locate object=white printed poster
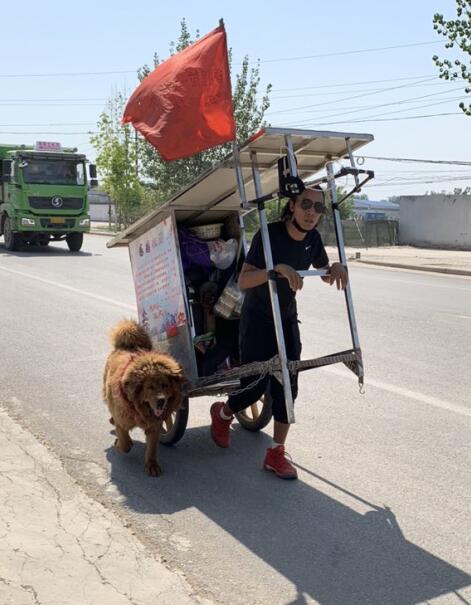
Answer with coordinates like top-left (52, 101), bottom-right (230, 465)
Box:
top-left (129, 217), bottom-right (187, 342)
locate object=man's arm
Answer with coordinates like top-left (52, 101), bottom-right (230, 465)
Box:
top-left (239, 263), bottom-right (303, 292)
top-left (238, 262), bottom-right (269, 290)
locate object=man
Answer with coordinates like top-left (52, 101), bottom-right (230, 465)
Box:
top-left (210, 185), bottom-right (348, 479)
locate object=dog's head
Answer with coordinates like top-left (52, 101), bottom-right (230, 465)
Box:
top-left (122, 353), bottom-right (185, 421)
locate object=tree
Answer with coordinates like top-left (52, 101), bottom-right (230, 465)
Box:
top-left (90, 93), bottom-right (143, 228)
top-left (433, 0), bottom-right (471, 115)
top-left (136, 18), bottom-right (272, 202)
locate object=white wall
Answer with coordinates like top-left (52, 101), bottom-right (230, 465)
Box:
top-left (398, 195), bottom-right (471, 250)
top-left (89, 202), bottom-right (116, 222)
top-left (88, 190), bottom-right (116, 222)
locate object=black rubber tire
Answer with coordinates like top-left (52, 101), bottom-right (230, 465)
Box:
top-left (66, 232), bottom-right (83, 252)
top-left (235, 391), bottom-right (273, 432)
top-left (3, 217), bottom-right (22, 251)
top-left (160, 397), bottom-right (189, 446)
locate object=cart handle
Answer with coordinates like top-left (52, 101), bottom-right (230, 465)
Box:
top-left (267, 268), bottom-right (330, 281)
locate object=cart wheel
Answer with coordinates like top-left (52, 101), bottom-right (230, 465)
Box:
top-left (235, 392), bottom-right (273, 432)
top-left (160, 397), bottom-right (189, 446)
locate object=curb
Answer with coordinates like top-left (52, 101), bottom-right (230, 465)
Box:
top-left (89, 230), bottom-right (117, 237)
top-left (89, 232), bottom-right (471, 277)
top-left (356, 259), bottom-right (471, 277)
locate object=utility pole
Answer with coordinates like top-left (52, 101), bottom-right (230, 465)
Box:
top-left (135, 130), bottom-right (138, 179)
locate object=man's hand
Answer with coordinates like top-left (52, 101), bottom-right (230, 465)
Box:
top-left (274, 264), bottom-right (303, 292)
top-left (322, 262), bottom-right (348, 290)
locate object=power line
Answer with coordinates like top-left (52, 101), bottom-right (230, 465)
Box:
top-left (266, 77), bottom-right (437, 115)
top-left (0, 103), bottom-right (104, 107)
top-left (355, 156), bottom-right (471, 167)
top-left (269, 74), bottom-right (438, 93)
top-left (0, 98), bottom-right (107, 102)
top-left (0, 123), bottom-right (95, 127)
top-left (376, 169), bottom-right (471, 174)
top-left (0, 69), bottom-right (136, 79)
top-left (0, 131), bottom-right (95, 135)
top-left (266, 80), bottom-right (456, 100)
top-left (308, 111), bottom-right (462, 126)
top-left (364, 175), bottom-right (471, 187)
top-left (276, 86), bottom-right (464, 123)
top-left (258, 40), bottom-right (440, 64)
top-left (0, 41), bottom-right (441, 78)
top-left (286, 94), bottom-right (465, 127)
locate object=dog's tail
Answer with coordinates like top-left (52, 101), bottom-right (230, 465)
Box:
top-left (110, 319), bottom-right (152, 352)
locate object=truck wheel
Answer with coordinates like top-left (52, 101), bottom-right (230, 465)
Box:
top-left (3, 217), bottom-right (22, 251)
top-left (160, 398), bottom-right (189, 446)
top-left (66, 232), bottom-right (83, 252)
top-left (235, 392), bottom-right (273, 431)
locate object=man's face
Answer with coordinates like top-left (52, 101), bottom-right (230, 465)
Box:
top-left (289, 189), bottom-right (325, 230)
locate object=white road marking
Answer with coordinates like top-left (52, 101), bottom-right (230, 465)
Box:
top-left (351, 266), bottom-right (471, 291)
top-left (322, 365), bottom-right (471, 419)
top-left (0, 265), bottom-right (135, 311)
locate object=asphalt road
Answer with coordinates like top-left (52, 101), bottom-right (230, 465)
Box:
top-left (1, 234), bottom-right (470, 605)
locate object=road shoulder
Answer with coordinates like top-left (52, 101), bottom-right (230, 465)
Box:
top-left (0, 407), bottom-right (204, 605)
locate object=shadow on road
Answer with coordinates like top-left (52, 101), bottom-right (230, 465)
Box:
top-left (0, 242), bottom-right (95, 257)
top-left (105, 424), bottom-right (471, 605)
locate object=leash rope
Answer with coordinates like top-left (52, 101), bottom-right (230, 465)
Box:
top-left (185, 349), bottom-right (362, 396)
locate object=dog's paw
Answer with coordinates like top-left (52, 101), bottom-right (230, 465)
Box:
top-left (114, 437), bottom-right (133, 453)
top-left (145, 460), bottom-right (162, 477)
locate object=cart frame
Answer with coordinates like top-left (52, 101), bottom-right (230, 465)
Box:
top-left (108, 127), bottom-right (374, 442)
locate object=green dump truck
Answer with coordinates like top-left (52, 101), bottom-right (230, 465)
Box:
top-left (0, 141), bottom-right (97, 252)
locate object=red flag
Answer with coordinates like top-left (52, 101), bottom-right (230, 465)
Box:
top-left (122, 24), bottom-right (236, 161)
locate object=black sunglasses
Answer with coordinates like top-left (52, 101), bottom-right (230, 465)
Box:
top-left (299, 199), bottom-right (326, 213)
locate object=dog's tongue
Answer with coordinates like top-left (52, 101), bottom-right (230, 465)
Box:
top-left (153, 408), bottom-right (164, 418)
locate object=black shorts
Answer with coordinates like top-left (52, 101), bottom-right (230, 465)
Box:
top-left (227, 312), bottom-right (301, 424)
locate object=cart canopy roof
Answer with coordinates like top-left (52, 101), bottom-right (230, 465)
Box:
top-left (107, 127), bottom-right (373, 247)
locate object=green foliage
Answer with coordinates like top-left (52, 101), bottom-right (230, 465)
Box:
top-left (90, 93), bottom-right (143, 228)
top-left (325, 187), bottom-right (354, 219)
top-left (137, 18), bottom-right (272, 201)
top-left (432, 0), bottom-right (471, 115)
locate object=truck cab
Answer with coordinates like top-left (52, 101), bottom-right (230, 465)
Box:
top-left (0, 142), bottom-right (97, 252)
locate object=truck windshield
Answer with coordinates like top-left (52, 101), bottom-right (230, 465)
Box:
top-left (22, 160), bottom-right (85, 185)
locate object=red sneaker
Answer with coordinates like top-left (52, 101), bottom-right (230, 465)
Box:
top-left (263, 445), bottom-right (298, 480)
top-left (210, 402), bottom-right (233, 448)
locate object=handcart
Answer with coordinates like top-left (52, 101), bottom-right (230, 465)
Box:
top-left (107, 127), bottom-right (374, 445)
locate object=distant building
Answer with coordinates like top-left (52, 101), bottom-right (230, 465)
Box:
top-left (353, 199), bottom-right (399, 221)
top-left (88, 190), bottom-right (116, 222)
top-left (397, 194), bottom-right (471, 250)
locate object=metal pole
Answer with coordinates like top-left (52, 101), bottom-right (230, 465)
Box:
top-left (250, 150), bottom-right (295, 423)
top-left (326, 161), bottom-right (363, 374)
top-left (232, 141), bottom-right (249, 255)
top-left (345, 137), bottom-right (360, 188)
top-left (285, 134), bottom-right (298, 177)
top-left (345, 137), bottom-right (367, 249)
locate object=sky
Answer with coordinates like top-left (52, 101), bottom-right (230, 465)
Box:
top-left (2, 0), bottom-right (470, 200)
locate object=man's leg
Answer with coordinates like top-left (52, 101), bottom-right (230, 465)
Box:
top-left (273, 419), bottom-right (290, 445)
top-left (263, 319), bottom-right (301, 479)
top-left (210, 374), bottom-right (269, 448)
top-left (211, 313), bottom-right (275, 448)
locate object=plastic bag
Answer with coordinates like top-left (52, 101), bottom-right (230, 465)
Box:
top-left (178, 228), bottom-right (211, 273)
top-left (207, 238), bottom-right (238, 270)
top-left (214, 274), bottom-right (244, 319)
